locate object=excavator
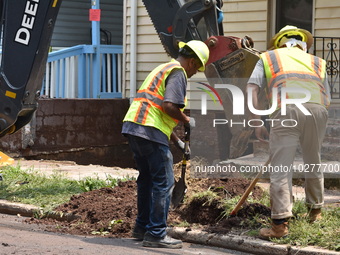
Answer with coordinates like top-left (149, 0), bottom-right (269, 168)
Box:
top-left (0, 0), bottom-right (62, 165)
top-left (0, 0), bottom-right (263, 165)
top-left (142, 0), bottom-right (265, 159)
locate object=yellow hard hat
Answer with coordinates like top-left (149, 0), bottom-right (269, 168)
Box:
top-left (268, 25), bottom-right (313, 50)
top-left (178, 40), bottom-right (210, 71)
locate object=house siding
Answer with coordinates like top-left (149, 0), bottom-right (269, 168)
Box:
top-left (123, 0), bottom-right (268, 109)
top-left (123, 0), bottom-right (170, 98)
top-left (51, 0), bottom-right (123, 48)
top-left (123, 0), bottom-right (340, 104)
top-left (314, 0), bottom-right (340, 37)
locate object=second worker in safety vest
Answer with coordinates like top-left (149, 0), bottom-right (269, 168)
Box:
top-left (247, 25), bottom-right (331, 240)
top-left (122, 40), bottom-right (209, 249)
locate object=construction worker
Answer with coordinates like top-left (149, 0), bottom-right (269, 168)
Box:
top-left (246, 25), bottom-right (331, 239)
top-left (122, 40), bottom-right (209, 248)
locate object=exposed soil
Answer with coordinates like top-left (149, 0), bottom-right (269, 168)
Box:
top-left (26, 160), bottom-right (270, 238)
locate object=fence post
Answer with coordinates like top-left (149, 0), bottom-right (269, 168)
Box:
top-left (91, 0), bottom-right (101, 98)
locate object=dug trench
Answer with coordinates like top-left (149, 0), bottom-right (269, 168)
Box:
top-left (26, 160), bottom-right (271, 238)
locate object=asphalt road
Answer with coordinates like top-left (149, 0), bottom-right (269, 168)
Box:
top-left (0, 214), bottom-right (253, 255)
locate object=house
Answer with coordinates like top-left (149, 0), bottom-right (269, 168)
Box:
top-left (0, 0), bottom-right (338, 165)
top-left (122, 0), bottom-right (340, 161)
top-left (123, 0), bottom-right (340, 105)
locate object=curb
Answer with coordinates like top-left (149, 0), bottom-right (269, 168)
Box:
top-left (0, 199), bottom-right (39, 217)
top-left (0, 200), bottom-right (80, 222)
top-left (1, 201), bottom-right (338, 254)
top-left (167, 227), bottom-right (340, 255)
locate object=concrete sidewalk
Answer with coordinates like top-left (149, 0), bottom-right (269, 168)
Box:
top-left (14, 159), bottom-right (139, 180)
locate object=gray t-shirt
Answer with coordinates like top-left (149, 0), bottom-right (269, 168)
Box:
top-left (122, 69), bottom-right (187, 146)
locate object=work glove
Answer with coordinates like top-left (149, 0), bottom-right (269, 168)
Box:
top-left (175, 139), bottom-right (190, 158)
top-left (184, 117), bottom-right (195, 129)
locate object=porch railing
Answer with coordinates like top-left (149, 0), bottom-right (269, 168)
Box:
top-left (313, 36), bottom-right (340, 99)
top-left (43, 44), bottom-right (123, 99)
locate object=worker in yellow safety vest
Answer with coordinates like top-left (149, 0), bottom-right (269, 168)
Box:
top-left (122, 40), bottom-right (209, 248)
top-left (247, 25), bottom-right (331, 240)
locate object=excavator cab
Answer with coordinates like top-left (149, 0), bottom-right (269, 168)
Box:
top-left (0, 0), bottom-right (62, 137)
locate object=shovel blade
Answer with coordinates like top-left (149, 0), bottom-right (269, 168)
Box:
top-left (171, 178), bottom-right (187, 209)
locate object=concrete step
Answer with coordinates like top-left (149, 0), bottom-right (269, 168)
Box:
top-left (323, 136), bottom-right (340, 144)
top-left (251, 136), bottom-right (339, 162)
top-left (219, 154), bottom-right (340, 190)
top-left (325, 123), bottom-right (340, 138)
top-left (328, 107), bottom-right (340, 120)
top-left (321, 143), bottom-right (340, 161)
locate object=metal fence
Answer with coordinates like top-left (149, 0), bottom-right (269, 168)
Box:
top-left (43, 44), bottom-right (123, 99)
top-left (313, 36), bottom-right (340, 99)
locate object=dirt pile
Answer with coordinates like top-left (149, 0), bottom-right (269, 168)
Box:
top-left (27, 161), bottom-right (270, 238)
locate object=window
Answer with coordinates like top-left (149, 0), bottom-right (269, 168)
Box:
top-left (275, 0), bottom-right (313, 32)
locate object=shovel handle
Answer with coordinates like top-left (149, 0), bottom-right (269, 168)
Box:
top-left (230, 157), bottom-right (270, 216)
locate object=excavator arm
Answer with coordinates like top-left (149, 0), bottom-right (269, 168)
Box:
top-left (0, 0), bottom-right (62, 137)
top-left (143, 0), bottom-right (265, 159)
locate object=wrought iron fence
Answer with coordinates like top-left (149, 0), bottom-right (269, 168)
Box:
top-left (313, 36), bottom-right (340, 99)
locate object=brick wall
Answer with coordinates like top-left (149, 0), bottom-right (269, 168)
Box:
top-left (0, 98), bottom-right (134, 167)
top-left (0, 99), bottom-right (249, 167)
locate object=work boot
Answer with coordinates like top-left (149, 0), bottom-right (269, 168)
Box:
top-left (303, 208), bottom-right (322, 223)
top-left (143, 232), bottom-right (183, 249)
top-left (132, 225), bottom-right (146, 240)
top-left (259, 222), bottom-right (289, 240)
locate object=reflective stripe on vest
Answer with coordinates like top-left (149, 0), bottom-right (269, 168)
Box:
top-left (261, 48), bottom-right (329, 108)
top-left (134, 62), bottom-right (181, 124)
top-left (123, 60), bottom-right (186, 139)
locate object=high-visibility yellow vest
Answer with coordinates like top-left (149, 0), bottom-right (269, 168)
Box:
top-left (261, 47), bottom-right (330, 109)
top-left (123, 59), bottom-right (187, 139)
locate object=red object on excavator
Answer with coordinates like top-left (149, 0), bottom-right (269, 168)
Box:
top-left (205, 36), bottom-right (243, 66)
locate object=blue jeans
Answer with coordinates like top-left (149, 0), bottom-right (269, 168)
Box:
top-left (127, 135), bottom-right (174, 237)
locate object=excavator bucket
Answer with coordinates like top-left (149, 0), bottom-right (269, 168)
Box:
top-left (204, 36), bottom-right (266, 158)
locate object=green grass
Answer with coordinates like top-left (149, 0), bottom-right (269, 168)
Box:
top-left (232, 196), bottom-right (340, 251)
top-left (190, 186), bottom-right (339, 251)
top-left (0, 164), bottom-right (338, 251)
top-left (0, 164), bottom-right (134, 212)
top-left (271, 201), bottom-right (340, 251)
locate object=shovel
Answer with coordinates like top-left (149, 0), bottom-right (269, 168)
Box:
top-left (171, 126), bottom-right (190, 209)
top-left (230, 157), bottom-right (270, 216)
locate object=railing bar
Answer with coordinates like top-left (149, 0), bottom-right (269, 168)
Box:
top-left (45, 62), bottom-right (50, 97)
top-left (78, 54), bottom-right (85, 98)
top-left (101, 54), bottom-right (107, 93)
top-left (65, 58), bottom-right (69, 98)
top-left (87, 54), bottom-right (92, 98)
top-left (55, 61), bottom-right (59, 98)
top-left (112, 54), bottom-right (117, 93)
top-left (70, 56), bottom-right (75, 98)
top-left (107, 54), bottom-right (112, 93)
top-left (118, 54), bottom-right (122, 93)
top-left (50, 62), bottom-right (54, 98)
top-left (61, 58), bottom-right (66, 98)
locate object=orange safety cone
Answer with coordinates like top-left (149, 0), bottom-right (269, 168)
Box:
top-left (0, 151), bottom-right (14, 167)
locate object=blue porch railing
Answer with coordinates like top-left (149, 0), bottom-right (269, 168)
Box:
top-left (42, 44), bottom-right (123, 99)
